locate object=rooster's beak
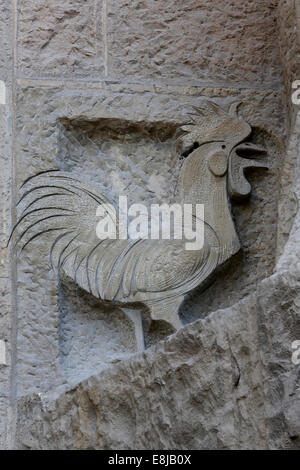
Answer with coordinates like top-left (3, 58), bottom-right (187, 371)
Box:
top-left (228, 142), bottom-right (268, 200)
top-left (235, 142), bottom-right (267, 163)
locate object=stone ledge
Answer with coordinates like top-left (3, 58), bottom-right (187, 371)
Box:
top-left (16, 269), bottom-right (300, 450)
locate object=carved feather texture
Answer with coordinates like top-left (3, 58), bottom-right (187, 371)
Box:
top-left (11, 170), bottom-right (220, 306)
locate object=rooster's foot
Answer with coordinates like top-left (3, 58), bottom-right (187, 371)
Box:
top-left (147, 296), bottom-right (184, 333)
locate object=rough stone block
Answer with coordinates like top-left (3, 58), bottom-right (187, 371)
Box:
top-left (15, 270), bottom-right (300, 449)
top-left (107, 0), bottom-right (283, 87)
top-left (0, 278), bottom-right (10, 321)
top-left (0, 398), bottom-right (8, 449)
top-left (0, 1), bottom-right (12, 84)
top-left (18, 0), bottom-right (104, 78)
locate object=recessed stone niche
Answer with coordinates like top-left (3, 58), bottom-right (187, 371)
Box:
top-left (55, 117), bottom-right (183, 375)
top-left (54, 116), bottom-right (283, 373)
top-left (58, 276), bottom-right (136, 385)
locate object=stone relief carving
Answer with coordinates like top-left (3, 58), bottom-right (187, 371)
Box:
top-left (10, 101), bottom-right (268, 350)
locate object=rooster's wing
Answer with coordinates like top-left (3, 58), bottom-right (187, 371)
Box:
top-left (11, 171), bottom-right (219, 303)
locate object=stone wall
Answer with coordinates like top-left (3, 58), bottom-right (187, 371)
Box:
top-left (0, 0), bottom-right (299, 449)
top-left (0, 0), bottom-right (14, 451)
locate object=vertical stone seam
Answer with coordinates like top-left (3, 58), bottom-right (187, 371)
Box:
top-left (0, 99), bottom-right (9, 448)
top-left (7, 0), bottom-right (19, 450)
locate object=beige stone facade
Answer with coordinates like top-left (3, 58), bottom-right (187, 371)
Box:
top-left (0, 0), bottom-right (299, 449)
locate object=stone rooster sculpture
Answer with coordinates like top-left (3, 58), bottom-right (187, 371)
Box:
top-left (10, 101), bottom-right (268, 350)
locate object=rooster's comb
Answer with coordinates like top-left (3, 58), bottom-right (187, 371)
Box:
top-left (178, 101), bottom-right (252, 150)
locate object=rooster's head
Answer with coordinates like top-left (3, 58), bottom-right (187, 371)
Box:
top-left (178, 101), bottom-right (268, 200)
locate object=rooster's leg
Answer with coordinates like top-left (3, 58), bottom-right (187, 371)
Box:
top-left (147, 296), bottom-right (184, 332)
top-left (122, 308), bottom-right (145, 352)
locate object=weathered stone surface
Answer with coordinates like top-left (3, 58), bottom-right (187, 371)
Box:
top-left (276, 0), bottom-right (300, 258)
top-left (0, 397), bottom-right (8, 449)
top-left (16, 268), bottom-right (300, 450)
top-left (0, 104), bottom-right (11, 279)
top-left (277, 112), bottom-right (300, 260)
top-left (277, 0), bottom-right (300, 126)
top-left (13, 82), bottom-right (284, 396)
top-left (0, 0), bottom-right (12, 84)
top-left (0, 0), bottom-right (13, 450)
top-left (277, 112), bottom-right (300, 269)
top-left (1, 0), bottom-right (300, 451)
top-left (0, 278), bottom-right (11, 323)
top-left (18, 0), bottom-right (104, 78)
top-left (107, 0), bottom-right (283, 88)
top-left (14, 98), bottom-right (300, 450)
